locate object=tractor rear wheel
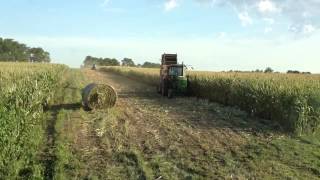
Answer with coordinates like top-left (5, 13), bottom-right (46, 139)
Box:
top-left (156, 85), bottom-right (161, 94)
top-left (161, 81), bottom-right (168, 96)
top-left (168, 89), bottom-right (173, 99)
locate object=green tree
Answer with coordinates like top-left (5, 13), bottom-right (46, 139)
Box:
top-left (121, 58), bottom-right (135, 67)
top-left (287, 70), bottom-right (300, 74)
top-left (0, 37), bottom-right (50, 62)
top-left (29, 48), bottom-right (51, 62)
top-left (264, 67), bottom-right (274, 73)
top-left (83, 56), bottom-right (120, 67)
top-left (142, 61), bottom-right (160, 68)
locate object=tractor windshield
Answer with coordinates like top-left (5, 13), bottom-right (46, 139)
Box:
top-left (169, 66), bottom-right (183, 76)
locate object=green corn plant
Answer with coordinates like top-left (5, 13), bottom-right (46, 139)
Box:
top-left (0, 62), bottom-right (68, 178)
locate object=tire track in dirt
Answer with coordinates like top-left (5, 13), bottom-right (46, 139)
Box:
top-left (42, 103), bottom-right (82, 179)
top-left (82, 69), bottom-right (253, 159)
top-left (81, 69), bottom-right (296, 179)
top-left (42, 107), bottom-right (58, 180)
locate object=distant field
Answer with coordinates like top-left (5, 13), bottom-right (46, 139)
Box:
top-left (100, 66), bottom-right (320, 135)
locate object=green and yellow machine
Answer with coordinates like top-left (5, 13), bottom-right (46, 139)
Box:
top-left (157, 54), bottom-right (188, 98)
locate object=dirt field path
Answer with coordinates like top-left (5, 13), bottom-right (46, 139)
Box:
top-left (84, 69), bottom-right (250, 148)
top-left (76, 69), bottom-right (270, 178)
top-left (52, 69), bottom-right (319, 179)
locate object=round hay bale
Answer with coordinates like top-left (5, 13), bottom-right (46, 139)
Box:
top-left (82, 83), bottom-right (117, 110)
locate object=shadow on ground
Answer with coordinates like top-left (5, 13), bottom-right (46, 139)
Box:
top-left (49, 103), bottom-right (82, 111)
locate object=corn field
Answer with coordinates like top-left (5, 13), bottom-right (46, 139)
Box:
top-left (0, 62), bottom-right (68, 178)
top-left (101, 66), bottom-right (320, 135)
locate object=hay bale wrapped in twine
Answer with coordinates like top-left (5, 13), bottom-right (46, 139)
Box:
top-left (82, 83), bottom-right (117, 110)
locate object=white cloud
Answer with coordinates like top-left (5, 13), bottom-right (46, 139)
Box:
top-left (257, 0), bottom-right (278, 13)
top-left (101, 0), bottom-right (110, 7)
top-left (288, 25), bottom-right (299, 33)
top-left (196, 0), bottom-right (320, 35)
top-left (264, 27), bottom-right (273, 33)
top-left (288, 24), bottom-right (317, 35)
top-left (100, 0), bottom-right (125, 13)
top-left (303, 24), bottom-right (316, 34)
top-left (263, 18), bottom-right (274, 25)
top-left (238, 12), bottom-right (253, 27)
top-left (165, 0), bottom-right (178, 11)
top-left (302, 11), bottom-right (312, 18)
top-left (217, 32), bottom-right (227, 38)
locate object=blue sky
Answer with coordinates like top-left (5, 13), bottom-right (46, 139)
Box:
top-left (1, 0), bottom-right (319, 72)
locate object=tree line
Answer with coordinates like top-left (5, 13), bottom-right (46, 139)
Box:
top-left (286, 70), bottom-right (311, 74)
top-left (83, 56), bottom-right (160, 68)
top-left (0, 38), bottom-right (51, 62)
top-left (226, 67), bottom-right (311, 74)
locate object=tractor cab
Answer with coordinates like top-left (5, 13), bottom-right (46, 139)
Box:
top-left (157, 54), bottom-right (188, 98)
top-left (91, 64), bottom-right (97, 70)
top-left (168, 65), bottom-right (184, 77)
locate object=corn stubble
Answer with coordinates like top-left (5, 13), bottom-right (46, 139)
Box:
top-left (101, 66), bottom-right (320, 135)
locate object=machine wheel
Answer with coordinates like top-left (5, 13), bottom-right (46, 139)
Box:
top-left (161, 81), bottom-right (168, 96)
top-left (156, 85), bottom-right (161, 94)
top-left (167, 89), bottom-right (173, 99)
